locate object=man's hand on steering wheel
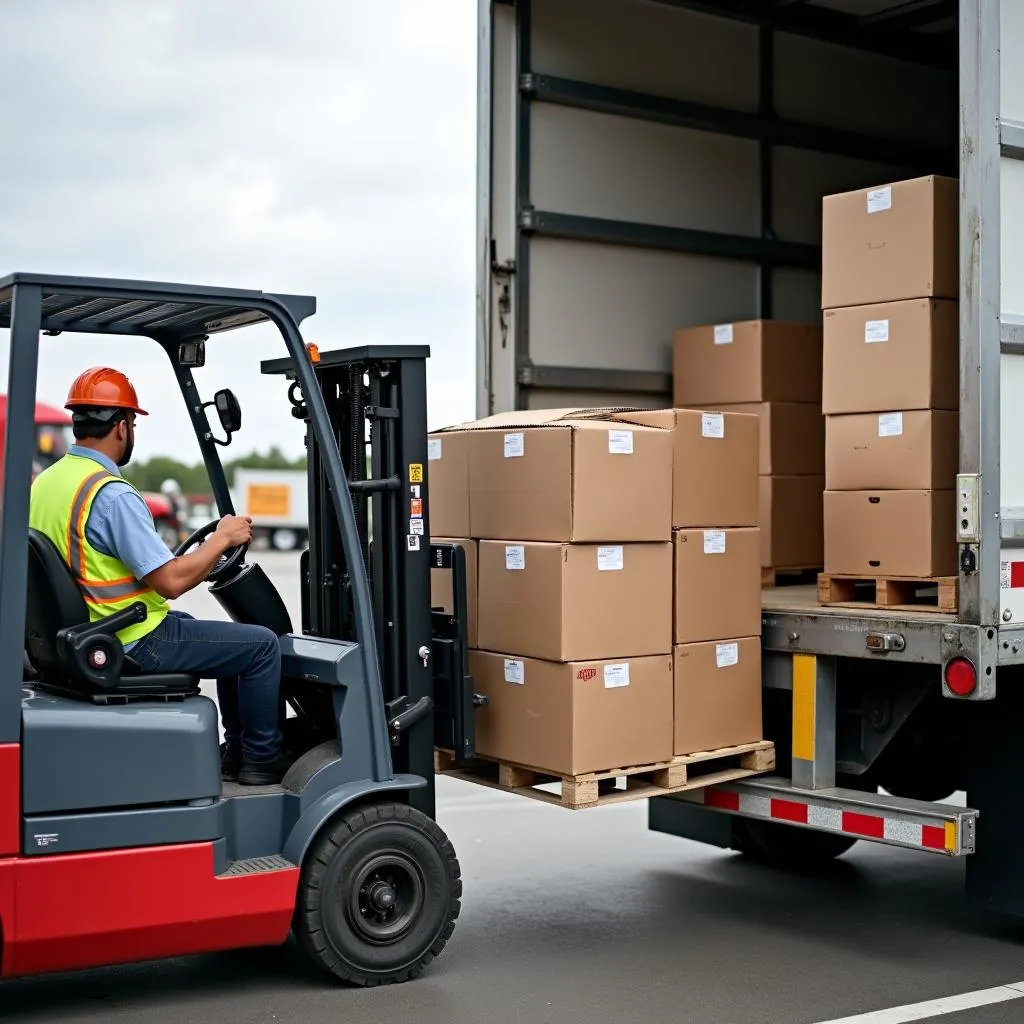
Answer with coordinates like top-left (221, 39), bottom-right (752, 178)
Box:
top-left (173, 514), bottom-right (252, 584)
top-left (216, 514), bottom-right (253, 547)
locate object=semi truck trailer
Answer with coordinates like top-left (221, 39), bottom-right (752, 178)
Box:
top-left (474, 0), bottom-right (1024, 912)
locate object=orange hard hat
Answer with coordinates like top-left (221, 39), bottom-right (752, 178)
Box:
top-left (64, 367), bottom-right (148, 416)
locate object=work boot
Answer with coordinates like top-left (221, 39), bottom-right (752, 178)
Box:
top-left (221, 742), bottom-right (242, 782)
top-left (238, 750), bottom-right (296, 787)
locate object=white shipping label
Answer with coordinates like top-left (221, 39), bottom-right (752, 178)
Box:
top-left (713, 323), bottom-right (734, 345)
top-left (701, 412), bottom-right (725, 439)
top-left (597, 545), bottom-right (624, 571)
top-left (409, 518), bottom-right (425, 536)
top-left (607, 429), bottom-right (634, 455)
top-left (866, 186), bottom-right (892, 214)
top-left (505, 545), bottom-right (526, 570)
top-left (703, 530), bottom-right (726, 555)
top-left (878, 412), bottom-right (904, 438)
top-left (504, 659), bottom-right (525, 684)
top-left (1002, 561), bottom-right (1011, 589)
top-left (503, 432), bottom-right (525, 458)
top-left (864, 319), bottom-right (890, 343)
top-left (427, 438), bottom-right (442, 461)
top-left (716, 642), bottom-right (739, 669)
top-left (604, 664), bottom-right (631, 689)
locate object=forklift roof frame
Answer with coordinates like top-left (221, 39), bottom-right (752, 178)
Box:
top-left (0, 273), bottom-right (386, 761)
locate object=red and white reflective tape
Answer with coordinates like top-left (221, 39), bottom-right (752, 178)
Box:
top-left (678, 784), bottom-right (970, 855)
top-left (1001, 560), bottom-right (1024, 589)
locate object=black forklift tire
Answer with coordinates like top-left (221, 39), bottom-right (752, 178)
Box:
top-left (293, 801), bottom-right (462, 986)
top-left (734, 817), bottom-right (857, 865)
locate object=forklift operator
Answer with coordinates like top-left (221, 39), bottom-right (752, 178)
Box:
top-left (28, 367), bottom-right (293, 786)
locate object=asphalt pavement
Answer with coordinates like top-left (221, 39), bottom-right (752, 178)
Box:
top-left (6, 552), bottom-right (1024, 1024)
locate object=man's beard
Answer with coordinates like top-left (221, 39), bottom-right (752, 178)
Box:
top-left (117, 437), bottom-right (134, 467)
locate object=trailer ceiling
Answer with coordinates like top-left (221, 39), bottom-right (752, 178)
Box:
top-left (652, 0), bottom-right (957, 67)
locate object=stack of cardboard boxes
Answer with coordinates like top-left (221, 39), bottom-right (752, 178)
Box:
top-left (672, 321), bottom-right (826, 580)
top-left (820, 175), bottom-right (959, 579)
top-left (607, 408), bottom-right (763, 758)
top-left (428, 406), bottom-right (764, 777)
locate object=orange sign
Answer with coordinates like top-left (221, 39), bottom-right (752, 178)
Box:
top-left (247, 483), bottom-right (291, 518)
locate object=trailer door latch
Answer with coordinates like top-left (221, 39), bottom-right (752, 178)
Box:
top-left (865, 632), bottom-right (905, 653)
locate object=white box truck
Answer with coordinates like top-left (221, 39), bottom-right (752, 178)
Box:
top-left (231, 468), bottom-right (308, 551)
top-left (474, 0), bottom-right (1024, 912)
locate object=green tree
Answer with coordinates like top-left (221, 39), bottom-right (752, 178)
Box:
top-left (125, 450), bottom-right (307, 495)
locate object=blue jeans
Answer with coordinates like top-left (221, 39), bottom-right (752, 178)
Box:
top-left (131, 610), bottom-right (283, 762)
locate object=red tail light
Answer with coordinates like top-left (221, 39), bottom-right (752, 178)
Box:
top-left (945, 656), bottom-right (977, 697)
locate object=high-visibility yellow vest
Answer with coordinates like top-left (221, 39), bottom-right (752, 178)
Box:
top-left (28, 453), bottom-right (169, 645)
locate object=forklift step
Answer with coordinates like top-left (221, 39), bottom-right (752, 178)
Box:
top-left (219, 855), bottom-right (296, 877)
top-left (435, 741), bottom-right (775, 810)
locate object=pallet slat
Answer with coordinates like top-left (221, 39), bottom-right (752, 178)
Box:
top-left (817, 573), bottom-right (957, 613)
top-left (436, 740), bottom-right (775, 810)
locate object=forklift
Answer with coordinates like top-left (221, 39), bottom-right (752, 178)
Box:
top-left (0, 273), bottom-right (478, 985)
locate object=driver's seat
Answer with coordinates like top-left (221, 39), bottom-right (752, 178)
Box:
top-left (25, 529), bottom-right (199, 704)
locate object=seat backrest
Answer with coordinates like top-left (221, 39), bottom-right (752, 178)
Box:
top-left (25, 528), bottom-right (90, 678)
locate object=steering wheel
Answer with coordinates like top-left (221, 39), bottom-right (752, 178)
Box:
top-left (174, 519), bottom-right (248, 583)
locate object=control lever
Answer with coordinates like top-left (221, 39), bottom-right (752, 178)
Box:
top-left (386, 695), bottom-right (433, 745)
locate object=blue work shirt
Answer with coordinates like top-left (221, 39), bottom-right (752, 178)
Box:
top-left (70, 444), bottom-right (174, 588)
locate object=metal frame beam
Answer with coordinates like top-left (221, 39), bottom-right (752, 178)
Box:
top-left (520, 209), bottom-right (820, 270)
top-left (513, 0), bottom-right (532, 411)
top-left (521, 74), bottom-right (953, 174)
top-left (0, 284), bottom-right (42, 743)
top-left (516, 364), bottom-right (671, 396)
top-left (958, 0), bottom-right (1002, 648)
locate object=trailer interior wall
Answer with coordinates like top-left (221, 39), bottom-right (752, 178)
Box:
top-left (480, 0), bottom-right (958, 414)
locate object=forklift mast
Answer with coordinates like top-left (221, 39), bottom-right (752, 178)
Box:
top-left (262, 346), bottom-right (475, 814)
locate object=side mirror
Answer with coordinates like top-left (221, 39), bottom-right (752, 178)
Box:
top-left (214, 388), bottom-right (242, 435)
top-left (201, 388), bottom-right (241, 446)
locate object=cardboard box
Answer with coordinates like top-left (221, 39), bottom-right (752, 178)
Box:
top-left (674, 528), bottom-right (761, 644)
top-left (673, 320), bottom-right (822, 406)
top-left (477, 540), bottom-right (672, 662)
top-left (430, 537), bottom-right (478, 648)
top-left (427, 431), bottom-right (471, 537)
top-left (823, 490), bottom-right (957, 577)
top-left (471, 651), bottom-right (674, 776)
top-left (715, 402), bottom-right (824, 476)
top-left (673, 637), bottom-right (762, 756)
top-left (760, 476), bottom-right (825, 569)
top-left (821, 174), bottom-right (958, 309)
top-left (825, 411), bottom-right (958, 491)
top-left (822, 299), bottom-right (957, 414)
top-left (466, 413), bottom-right (673, 542)
top-left (612, 409), bottom-right (759, 528)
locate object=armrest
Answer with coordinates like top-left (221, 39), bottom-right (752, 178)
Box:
top-left (56, 602), bottom-right (146, 690)
top-left (61, 601), bottom-right (146, 645)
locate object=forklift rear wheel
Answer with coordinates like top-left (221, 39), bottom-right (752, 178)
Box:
top-left (294, 801), bottom-right (462, 986)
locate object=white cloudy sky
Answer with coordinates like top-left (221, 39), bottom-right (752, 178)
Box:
top-left (0, 0), bottom-right (479, 463)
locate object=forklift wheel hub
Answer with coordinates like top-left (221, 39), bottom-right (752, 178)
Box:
top-left (350, 852), bottom-right (424, 945)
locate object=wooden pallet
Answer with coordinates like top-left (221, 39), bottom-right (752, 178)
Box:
top-left (817, 573), bottom-right (958, 613)
top-left (762, 566), bottom-right (820, 588)
top-left (435, 740), bottom-right (775, 810)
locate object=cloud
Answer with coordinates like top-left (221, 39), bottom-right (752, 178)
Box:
top-left (0, 0), bottom-right (479, 464)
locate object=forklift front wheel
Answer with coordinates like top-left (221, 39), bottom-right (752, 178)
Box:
top-left (293, 801), bottom-right (462, 986)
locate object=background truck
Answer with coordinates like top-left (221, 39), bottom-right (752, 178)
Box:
top-left (231, 467), bottom-right (309, 551)
top-left (475, 0), bottom-right (1024, 911)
